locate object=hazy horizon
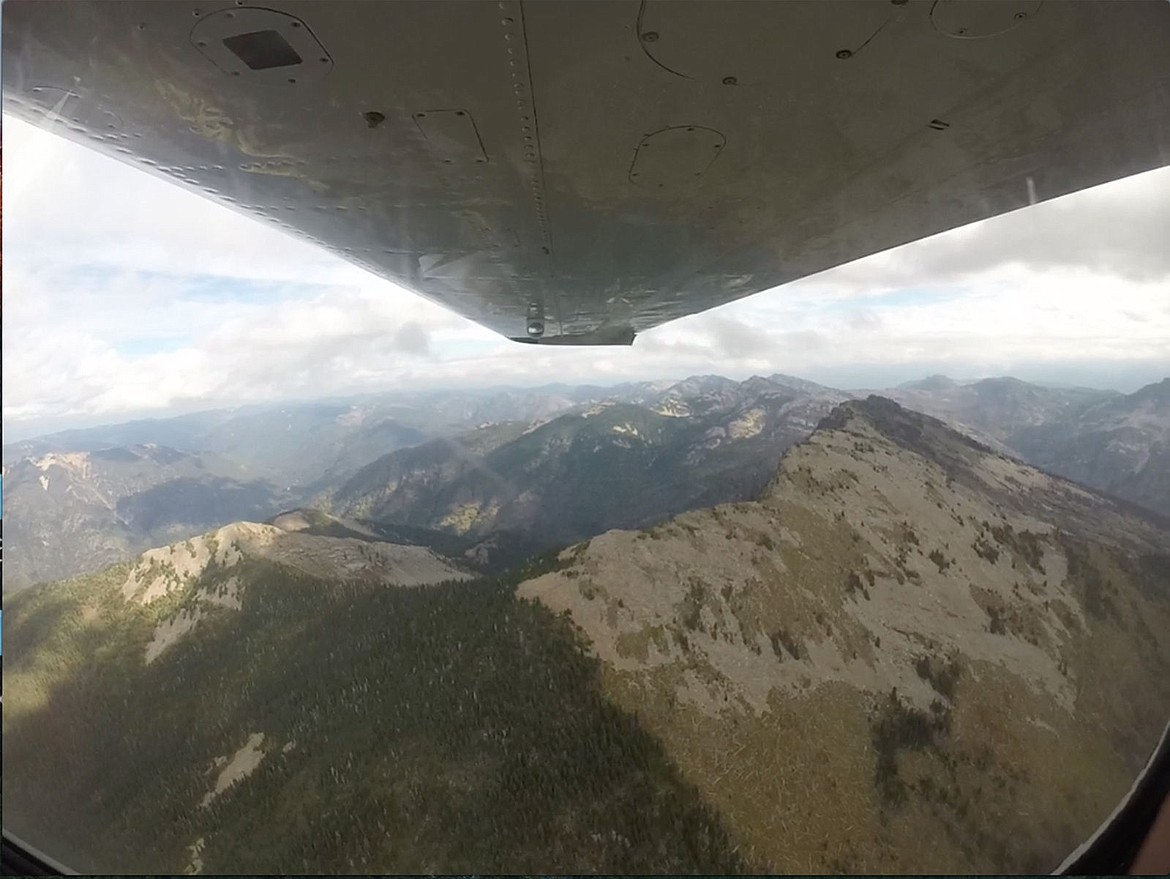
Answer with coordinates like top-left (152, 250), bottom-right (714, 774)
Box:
top-left (5, 366), bottom-right (1166, 446)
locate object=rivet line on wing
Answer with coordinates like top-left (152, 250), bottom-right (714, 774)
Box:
top-left (499, 1), bottom-right (552, 258)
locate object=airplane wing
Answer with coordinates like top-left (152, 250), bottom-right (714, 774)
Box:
top-left (3, 0), bottom-right (1168, 344)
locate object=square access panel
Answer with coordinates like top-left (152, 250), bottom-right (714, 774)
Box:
top-left (191, 6), bottom-right (332, 84)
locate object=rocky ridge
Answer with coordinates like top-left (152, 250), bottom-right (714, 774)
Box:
top-left (517, 397), bottom-right (1170, 872)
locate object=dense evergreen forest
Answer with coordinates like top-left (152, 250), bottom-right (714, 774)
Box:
top-left (3, 554), bottom-right (745, 874)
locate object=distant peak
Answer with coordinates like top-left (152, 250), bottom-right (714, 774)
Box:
top-left (898, 374), bottom-right (955, 391)
top-left (670, 374), bottom-right (737, 391)
top-left (974, 376), bottom-right (1026, 384)
top-left (972, 376), bottom-right (1034, 391)
top-left (1131, 376), bottom-right (1170, 401)
top-left (766, 373), bottom-right (832, 394)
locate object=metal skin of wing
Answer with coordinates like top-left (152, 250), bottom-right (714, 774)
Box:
top-left (3, 1), bottom-right (1169, 344)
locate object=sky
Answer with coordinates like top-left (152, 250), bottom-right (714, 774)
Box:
top-left (4, 112), bottom-right (1169, 440)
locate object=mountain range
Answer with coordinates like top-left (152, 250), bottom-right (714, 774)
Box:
top-left (1, 445), bottom-right (289, 593)
top-left (4, 373), bottom-right (1166, 593)
top-left (323, 376), bottom-right (846, 552)
top-left (5, 398), bottom-right (1167, 873)
top-left (882, 375), bottom-right (1170, 517)
top-left (326, 373), bottom-right (1169, 550)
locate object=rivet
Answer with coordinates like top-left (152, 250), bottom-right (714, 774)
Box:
top-left (722, 76), bottom-right (737, 85)
top-left (836, 49), bottom-right (852, 59)
top-left (641, 31), bottom-right (659, 42)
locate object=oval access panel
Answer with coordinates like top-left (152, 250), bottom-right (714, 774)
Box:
top-left (629, 125), bottom-right (726, 187)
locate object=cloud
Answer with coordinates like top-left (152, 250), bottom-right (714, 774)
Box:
top-left (845, 309), bottom-right (883, 331)
top-left (701, 316), bottom-right (777, 359)
top-left (787, 165), bottom-right (1170, 293)
top-left (3, 112), bottom-right (1169, 435)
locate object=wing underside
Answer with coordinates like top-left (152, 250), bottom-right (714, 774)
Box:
top-left (4, 0), bottom-right (1169, 343)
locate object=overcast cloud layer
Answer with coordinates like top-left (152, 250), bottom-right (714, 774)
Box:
top-left (4, 114), bottom-right (1169, 438)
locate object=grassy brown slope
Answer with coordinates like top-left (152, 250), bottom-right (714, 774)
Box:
top-left (519, 398), bottom-right (1170, 873)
